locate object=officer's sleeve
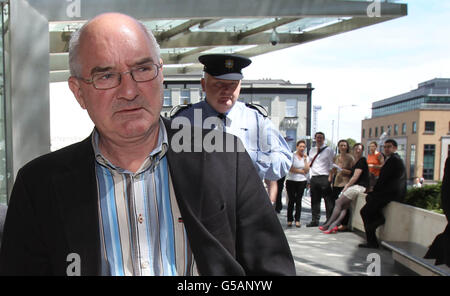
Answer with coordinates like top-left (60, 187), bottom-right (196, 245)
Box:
top-left (256, 117), bottom-right (293, 181)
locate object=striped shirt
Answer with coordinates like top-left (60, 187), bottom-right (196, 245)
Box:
top-left (92, 120), bottom-right (197, 276)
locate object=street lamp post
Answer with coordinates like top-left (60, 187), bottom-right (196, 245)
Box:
top-left (337, 104), bottom-right (357, 145)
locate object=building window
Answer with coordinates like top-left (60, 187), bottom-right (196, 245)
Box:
top-left (362, 129), bottom-right (365, 139)
top-left (412, 121), bottom-right (417, 134)
top-left (285, 99), bottom-right (297, 117)
top-left (163, 89), bottom-right (172, 106)
top-left (285, 129), bottom-right (297, 152)
top-left (402, 123), bottom-right (406, 135)
top-left (394, 124), bottom-right (398, 136)
top-left (180, 90), bottom-right (191, 104)
top-left (387, 125), bottom-right (391, 136)
top-left (423, 144), bottom-right (435, 180)
top-left (410, 144), bottom-right (416, 178)
top-left (397, 144), bottom-right (406, 162)
top-left (375, 127), bottom-right (378, 137)
top-left (368, 128), bottom-right (371, 138)
top-left (381, 126), bottom-right (384, 135)
top-left (424, 121), bottom-right (435, 133)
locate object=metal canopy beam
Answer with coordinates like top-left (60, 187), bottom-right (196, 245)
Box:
top-left (30, 0), bottom-right (407, 22)
top-left (44, 0), bottom-right (407, 82)
top-left (157, 19), bottom-right (207, 41)
top-left (49, 16), bottom-right (401, 74)
top-left (237, 17), bottom-right (301, 39)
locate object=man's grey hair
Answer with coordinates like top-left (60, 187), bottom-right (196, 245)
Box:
top-left (68, 20), bottom-right (161, 78)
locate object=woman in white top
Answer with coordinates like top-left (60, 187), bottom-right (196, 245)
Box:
top-left (286, 140), bottom-right (310, 227)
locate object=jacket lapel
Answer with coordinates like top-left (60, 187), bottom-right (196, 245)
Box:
top-left (163, 118), bottom-right (205, 218)
top-left (53, 137), bottom-right (101, 275)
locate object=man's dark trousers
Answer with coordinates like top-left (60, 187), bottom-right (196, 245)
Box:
top-left (275, 176), bottom-right (286, 213)
top-left (309, 175), bottom-right (331, 224)
top-left (360, 194), bottom-right (389, 246)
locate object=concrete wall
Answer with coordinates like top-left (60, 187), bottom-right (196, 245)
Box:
top-left (351, 194), bottom-right (447, 247)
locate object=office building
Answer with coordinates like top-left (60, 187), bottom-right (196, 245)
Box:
top-left (361, 78), bottom-right (450, 181)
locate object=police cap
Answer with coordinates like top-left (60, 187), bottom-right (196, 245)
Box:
top-left (198, 54), bottom-right (252, 81)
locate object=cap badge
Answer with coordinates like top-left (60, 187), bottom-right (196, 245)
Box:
top-left (224, 59), bottom-right (234, 69)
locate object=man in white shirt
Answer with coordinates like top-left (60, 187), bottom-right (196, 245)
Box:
top-left (307, 132), bottom-right (335, 227)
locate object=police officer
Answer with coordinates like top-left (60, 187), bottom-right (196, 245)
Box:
top-left (172, 54), bottom-right (292, 182)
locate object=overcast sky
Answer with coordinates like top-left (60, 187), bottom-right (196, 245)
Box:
top-left (243, 0), bottom-right (450, 144)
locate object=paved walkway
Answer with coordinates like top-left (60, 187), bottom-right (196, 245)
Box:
top-left (277, 191), bottom-right (407, 276)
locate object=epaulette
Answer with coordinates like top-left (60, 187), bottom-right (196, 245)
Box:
top-left (245, 102), bottom-right (268, 117)
top-left (169, 103), bottom-right (192, 118)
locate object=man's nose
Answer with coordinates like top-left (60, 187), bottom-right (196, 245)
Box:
top-left (117, 72), bottom-right (139, 100)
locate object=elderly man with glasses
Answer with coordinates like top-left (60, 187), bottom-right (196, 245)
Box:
top-left (0, 13), bottom-right (295, 276)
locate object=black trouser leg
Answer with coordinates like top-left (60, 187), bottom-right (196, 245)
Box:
top-left (294, 181), bottom-right (307, 222)
top-left (360, 194), bottom-right (389, 246)
top-left (275, 176), bottom-right (285, 213)
top-left (310, 176), bottom-right (330, 223)
top-left (286, 180), bottom-right (297, 222)
top-left (287, 180), bottom-right (308, 222)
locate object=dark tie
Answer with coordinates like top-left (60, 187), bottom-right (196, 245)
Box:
top-left (217, 113), bottom-right (227, 128)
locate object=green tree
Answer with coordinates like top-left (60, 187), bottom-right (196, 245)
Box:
top-left (346, 138), bottom-right (357, 149)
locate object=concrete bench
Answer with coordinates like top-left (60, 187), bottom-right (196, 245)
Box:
top-left (350, 193), bottom-right (449, 276)
top-left (381, 241), bottom-right (450, 276)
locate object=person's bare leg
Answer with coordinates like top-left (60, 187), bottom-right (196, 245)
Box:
top-left (264, 179), bottom-right (278, 203)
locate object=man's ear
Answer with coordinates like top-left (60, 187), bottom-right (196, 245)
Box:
top-left (201, 77), bottom-right (206, 92)
top-left (68, 77), bottom-right (87, 109)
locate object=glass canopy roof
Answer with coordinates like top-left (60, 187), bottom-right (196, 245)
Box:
top-left (46, 0), bottom-right (407, 81)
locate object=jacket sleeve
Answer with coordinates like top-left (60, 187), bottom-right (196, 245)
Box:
top-left (234, 147), bottom-right (296, 275)
top-left (0, 169), bottom-right (51, 275)
top-left (374, 155), bottom-right (406, 202)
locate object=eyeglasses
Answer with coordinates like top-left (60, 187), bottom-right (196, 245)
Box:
top-left (78, 63), bottom-right (162, 90)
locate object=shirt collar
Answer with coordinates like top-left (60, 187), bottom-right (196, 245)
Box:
top-left (203, 99), bottom-right (242, 127)
top-left (91, 118), bottom-right (169, 174)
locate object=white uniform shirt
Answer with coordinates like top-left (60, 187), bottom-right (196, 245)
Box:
top-left (308, 145), bottom-right (335, 177)
top-left (175, 100), bottom-right (292, 180)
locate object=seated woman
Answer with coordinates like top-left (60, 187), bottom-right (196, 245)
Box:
top-left (319, 143), bottom-right (369, 234)
top-left (327, 139), bottom-right (354, 230)
top-left (286, 140), bottom-right (310, 227)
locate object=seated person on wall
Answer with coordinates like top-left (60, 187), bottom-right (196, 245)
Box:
top-left (0, 13), bottom-right (295, 276)
top-left (319, 143), bottom-right (368, 234)
top-left (327, 139), bottom-right (354, 231)
top-left (424, 156), bottom-right (450, 266)
top-left (359, 139), bottom-right (406, 249)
